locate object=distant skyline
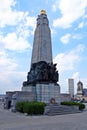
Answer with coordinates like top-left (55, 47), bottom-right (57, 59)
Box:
top-left (0, 0), bottom-right (87, 94)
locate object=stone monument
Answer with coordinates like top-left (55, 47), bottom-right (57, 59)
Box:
top-left (22, 10), bottom-right (60, 103)
top-left (4, 10), bottom-right (72, 110)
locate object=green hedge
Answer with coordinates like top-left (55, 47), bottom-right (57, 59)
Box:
top-left (16, 101), bottom-right (46, 115)
top-left (61, 101), bottom-right (85, 110)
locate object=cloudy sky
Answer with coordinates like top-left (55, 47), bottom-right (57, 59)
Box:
top-left (0, 0), bottom-right (87, 94)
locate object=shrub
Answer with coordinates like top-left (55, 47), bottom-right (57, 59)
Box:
top-left (77, 103), bottom-right (85, 110)
top-left (16, 102), bottom-right (24, 113)
top-left (16, 101), bottom-right (46, 115)
top-left (61, 101), bottom-right (85, 110)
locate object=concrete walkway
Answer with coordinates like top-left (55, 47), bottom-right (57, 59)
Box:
top-left (0, 102), bottom-right (87, 130)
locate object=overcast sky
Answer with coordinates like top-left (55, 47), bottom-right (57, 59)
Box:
top-left (0, 0), bottom-right (87, 94)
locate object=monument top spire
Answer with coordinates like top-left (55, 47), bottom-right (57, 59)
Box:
top-left (40, 10), bottom-right (46, 15)
top-left (31, 10), bottom-right (52, 64)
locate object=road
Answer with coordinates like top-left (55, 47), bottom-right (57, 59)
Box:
top-left (0, 102), bottom-right (87, 130)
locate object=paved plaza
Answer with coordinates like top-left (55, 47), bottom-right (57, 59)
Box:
top-left (0, 102), bottom-right (87, 130)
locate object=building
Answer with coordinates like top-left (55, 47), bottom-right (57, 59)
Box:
top-left (83, 89), bottom-right (87, 96)
top-left (68, 79), bottom-right (74, 98)
top-left (77, 81), bottom-right (83, 96)
top-left (76, 81), bottom-right (87, 101)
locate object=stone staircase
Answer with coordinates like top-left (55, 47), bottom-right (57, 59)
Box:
top-left (44, 104), bottom-right (81, 116)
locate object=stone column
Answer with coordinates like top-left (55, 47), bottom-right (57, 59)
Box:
top-left (31, 10), bottom-right (53, 64)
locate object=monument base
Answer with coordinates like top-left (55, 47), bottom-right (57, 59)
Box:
top-left (22, 83), bottom-right (60, 103)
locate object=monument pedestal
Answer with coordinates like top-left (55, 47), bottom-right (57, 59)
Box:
top-left (22, 83), bottom-right (60, 103)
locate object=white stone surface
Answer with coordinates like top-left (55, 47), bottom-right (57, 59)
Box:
top-left (36, 83), bottom-right (60, 103)
top-left (22, 83), bottom-right (61, 103)
top-left (22, 85), bottom-right (32, 92)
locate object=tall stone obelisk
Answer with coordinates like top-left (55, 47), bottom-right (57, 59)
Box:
top-left (31, 10), bottom-right (52, 64)
top-left (22, 10), bottom-right (60, 103)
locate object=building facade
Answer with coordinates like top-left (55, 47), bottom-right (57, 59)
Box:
top-left (68, 79), bottom-right (74, 98)
top-left (77, 81), bottom-right (83, 96)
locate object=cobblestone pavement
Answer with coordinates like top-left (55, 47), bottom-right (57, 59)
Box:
top-left (0, 102), bottom-right (87, 130)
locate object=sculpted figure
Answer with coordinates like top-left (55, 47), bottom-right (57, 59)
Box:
top-left (23, 61), bottom-right (58, 86)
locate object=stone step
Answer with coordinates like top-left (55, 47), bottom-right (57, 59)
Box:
top-left (44, 104), bottom-right (81, 116)
top-left (47, 111), bottom-right (81, 116)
